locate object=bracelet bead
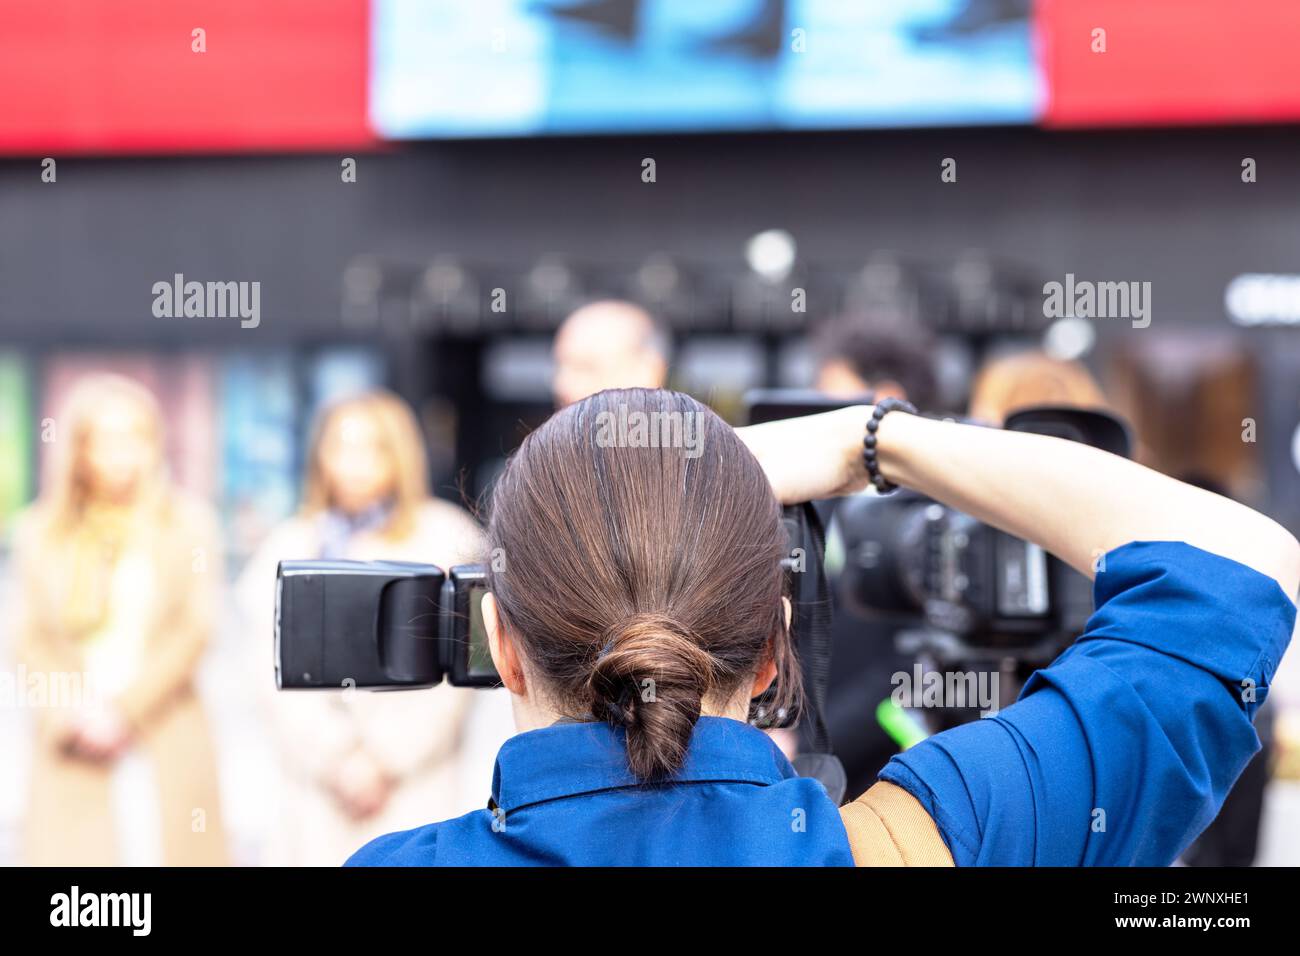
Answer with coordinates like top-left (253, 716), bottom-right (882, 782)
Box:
top-left (862, 398), bottom-right (917, 494)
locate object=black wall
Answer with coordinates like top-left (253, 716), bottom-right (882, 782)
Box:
top-left (3, 125), bottom-right (1299, 345)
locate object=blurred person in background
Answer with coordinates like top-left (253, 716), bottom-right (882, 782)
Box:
top-left (968, 349), bottom-right (1107, 425)
top-left (808, 315), bottom-right (940, 796)
top-left (236, 389), bottom-right (499, 866)
top-left (552, 299), bottom-right (669, 407)
top-left (10, 373), bottom-right (227, 865)
top-left (811, 313), bottom-right (937, 403)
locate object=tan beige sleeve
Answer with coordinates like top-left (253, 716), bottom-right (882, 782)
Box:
top-left (838, 781), bottom-right (955, 867)
top-left (115, 499), bottom-right (220, 731)
top-left (351, 684), bottom-right (474, 781)
top-left (9, 510), bottom-right (80, 678)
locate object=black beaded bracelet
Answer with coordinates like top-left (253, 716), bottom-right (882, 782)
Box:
top-left (863, 397), bottom-right (917, 494)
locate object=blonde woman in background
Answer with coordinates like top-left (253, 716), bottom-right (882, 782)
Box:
top-left (237, 390), bottom-right (509, 866)
top-left (968, 350), bottom-right (1108, 425)
top-left (10, 373), bottom-right (227, 865)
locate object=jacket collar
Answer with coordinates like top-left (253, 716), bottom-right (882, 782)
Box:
top-left (489, 716), bottom-right (797, 813)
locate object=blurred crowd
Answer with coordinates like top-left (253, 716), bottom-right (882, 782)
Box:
top-left (2, 301), bottom-right (1298, 866)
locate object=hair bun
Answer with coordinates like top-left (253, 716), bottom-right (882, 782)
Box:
top-left (587, 613), bottom-right (716, 781)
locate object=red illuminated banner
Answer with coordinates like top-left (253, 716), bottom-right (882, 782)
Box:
top-left (1038, 0), bottom-right (1300, 126)
top-left (0, 0), bottom-right (374, 153)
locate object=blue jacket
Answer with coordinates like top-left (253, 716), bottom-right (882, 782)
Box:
top-left (347, 715), bottom-right (853, 865)
top-left (349, 541), bottom-right (1294, 866)
top-left (881, 540), bottom-right (1295, 865)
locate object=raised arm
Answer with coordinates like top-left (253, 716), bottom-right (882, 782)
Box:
top-left (739, 405), bottom-right (1300, 599)
top-left (740, 405), bottom-right (1300, 865)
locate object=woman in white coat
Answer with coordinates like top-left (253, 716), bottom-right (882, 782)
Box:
top-left (236, 390), bottom-right (513, 866)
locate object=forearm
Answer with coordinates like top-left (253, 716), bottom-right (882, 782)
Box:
top-left (878, 412), bottom-right (1300, 598)
top-left (740, 405), bottom-right (1300, 599)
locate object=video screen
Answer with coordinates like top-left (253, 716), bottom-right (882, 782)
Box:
top-left (370, 0), bottom-right (1042, 137)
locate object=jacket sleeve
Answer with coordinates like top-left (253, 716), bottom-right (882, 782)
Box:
top-left (349, 685), bottom-right (475, 781)
top-left (114, 499), bottom-right (222, 731)
top-left (9, 511), bottom-right (81, 683)
top-left (878, 540), bottom-right (1296, 866)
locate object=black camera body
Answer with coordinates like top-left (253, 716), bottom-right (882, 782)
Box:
top-left (275, 560), bottom-right (497, 690)
top-left (838, 491), bottom-right (1087, 655)
top-left (742, 392), bottom-right (1131, 663)
top-left (835, 405), bottom-right (1131, 662)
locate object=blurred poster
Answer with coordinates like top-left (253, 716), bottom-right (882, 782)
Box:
top-left (220, 355), bottom-right (299, 559)
top-left (307, 349), bottom-right (386, 420)
top-left (0, 353), bottom-right (33, 537)
top-left (220, 348), bottom-right (383, 558)
top-left (39, 353), bottom-right (218, 503)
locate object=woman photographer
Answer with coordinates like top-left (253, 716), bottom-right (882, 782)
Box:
top-left (348, 388), bottom-right (1298, 866)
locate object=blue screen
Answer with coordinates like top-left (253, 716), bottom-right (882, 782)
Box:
top-left (370, 0), bottom-right (1042, 138)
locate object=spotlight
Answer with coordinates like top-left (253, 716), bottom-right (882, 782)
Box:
top-left (341, 256), bottom-right (384, 330)
top-left (1043, 316), bottom-right (1096, 361)
top-left (745, 229), bottom-right (797, 284)
top-left (521, 255), bottom-right (584, 329)
top-left (843, 252), bottom-right (925, 325)
top-left (417, 255), bottom-right (481, 333)
top-left (635, 253), bottom-right (681, 302)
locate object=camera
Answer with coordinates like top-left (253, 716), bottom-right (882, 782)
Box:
top-left (745, 391), bottom-right (1133, 734)
top-left (835, 405), bottom-right (1131, 664)
top-left (275, 560), bottom-right (498, 690)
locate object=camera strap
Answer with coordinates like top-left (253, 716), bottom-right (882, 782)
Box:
top-left (799, 500), bottom-right (833, 753)
top-left (788, 501), bottom-right (847, 804)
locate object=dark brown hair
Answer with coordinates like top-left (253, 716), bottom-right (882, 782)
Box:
top-left (811, 312), bottom-right (938, 408)
top-left (486, 388), bottom-right (800, 781)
